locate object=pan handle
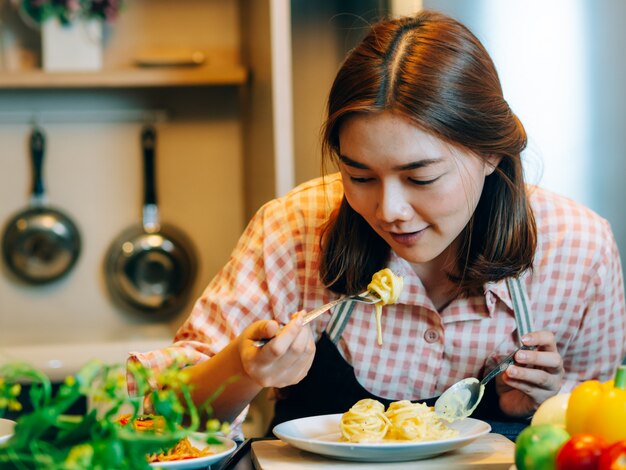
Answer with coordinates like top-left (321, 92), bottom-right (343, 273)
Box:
top-left (30, 127), bottom-right (46, 207)
top-left (142, 125), bottom-right (160, 233)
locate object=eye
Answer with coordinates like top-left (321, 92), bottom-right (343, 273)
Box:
top-left (349, 176), bottom-right (375, 184)
top-left (408, 176), bottom-right (440, 186)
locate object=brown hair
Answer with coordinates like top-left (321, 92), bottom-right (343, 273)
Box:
top-left (320, 10), bottom-right (536, 296)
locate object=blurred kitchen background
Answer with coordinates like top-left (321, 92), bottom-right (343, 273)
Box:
top-left (0, 0), bottom-right (625, 435)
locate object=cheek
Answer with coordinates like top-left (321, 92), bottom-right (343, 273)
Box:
top-left (431, 176), bottom-right (485, 221)
top-left (342, 184), bottom-right (373, 215)
top-left (344, 193), bottom-right (370, 220)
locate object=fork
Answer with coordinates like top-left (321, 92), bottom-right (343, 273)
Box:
top-left (252, 290), bottom-right (380, 347)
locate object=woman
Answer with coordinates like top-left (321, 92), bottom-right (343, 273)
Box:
top-left (128, 11), bottom-right (626, 438)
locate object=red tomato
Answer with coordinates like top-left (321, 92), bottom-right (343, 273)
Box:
top-left (556, 434), bottom-right (608, 470)
top-left (599, 441), bottom-right (626, 470)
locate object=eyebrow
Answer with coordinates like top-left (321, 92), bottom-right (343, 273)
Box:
top-left (338, 154), bottom-right (444, 171)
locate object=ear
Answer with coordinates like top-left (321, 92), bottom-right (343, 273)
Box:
top-left (484, 154), bottom-right (502, 176)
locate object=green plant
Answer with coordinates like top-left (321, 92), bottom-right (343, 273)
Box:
top-left (14, 0), bottom-right (124, 26)
top-left (0, 359), bottom-right (228, 469)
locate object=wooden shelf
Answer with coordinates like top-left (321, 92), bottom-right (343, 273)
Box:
top-left (0, 65), bottom-right (248, 89)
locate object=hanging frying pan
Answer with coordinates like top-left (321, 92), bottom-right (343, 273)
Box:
top-left (104, 125), bottom-right (197, 319)
top-left (2, 127), bottom-right (81, 284)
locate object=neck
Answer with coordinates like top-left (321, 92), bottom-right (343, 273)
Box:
top-left (419, 269), bottom-right (458, 312)
top-left (410, 251), bottom-right (459, 312)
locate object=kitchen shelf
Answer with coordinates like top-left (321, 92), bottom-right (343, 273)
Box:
top-left (0, 64), bottom-right (248, 89)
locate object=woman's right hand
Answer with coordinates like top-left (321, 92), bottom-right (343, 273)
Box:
top-left (236, 313), bottom-right (316, 388)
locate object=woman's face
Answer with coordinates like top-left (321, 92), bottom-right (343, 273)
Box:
top-left (338, 111), bottom-right (497, 273)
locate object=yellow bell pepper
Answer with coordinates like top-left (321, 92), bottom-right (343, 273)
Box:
top-left (587, 385), bottom-right (626, 442)
top-left (566, 366), bottom-right (626, 443)
top-left (565, 379), bottom-right (608, 435)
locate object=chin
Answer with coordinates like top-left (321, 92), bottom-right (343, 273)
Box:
top-left (392, 244), bottom-right (449, 266)
top-left (394, 248), bottom-right (435, 264)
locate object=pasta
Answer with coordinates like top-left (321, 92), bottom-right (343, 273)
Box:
top-left (367, 268), bottom-right (404, 345)
top-left (116, 414), bottom-right (217, 463)
top-left (146, 437), bottom-right (216, 462)
top-left (340, 398), bottom-right (458, 443)
top-left (385, 400), bottom-right (458, 441)
top-left (340, 399), bottom-right (390, 443)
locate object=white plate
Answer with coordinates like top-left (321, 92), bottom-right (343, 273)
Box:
top-left (273, 414), bottom-right (491, 462)
top-left (0, 418), bottom-right (16, 445)
top-left (148, 434), bottom-right (237, 469)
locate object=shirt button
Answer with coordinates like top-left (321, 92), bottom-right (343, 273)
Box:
top-left (424, 329), bottom-right (440, 343)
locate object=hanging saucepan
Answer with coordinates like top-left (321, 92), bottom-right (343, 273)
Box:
top-left (104, 125), bottom-right (197, 319)
top-left (2, 127), bottom-right (81, 284)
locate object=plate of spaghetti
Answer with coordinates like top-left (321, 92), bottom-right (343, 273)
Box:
top-left (147, 433), bottom-right (237, 469)
top-left (272, 399), bottom-right (491, 462)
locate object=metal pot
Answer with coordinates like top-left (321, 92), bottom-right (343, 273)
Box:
top-left (104, 125), bottom-right (197, 319)
top-left (2, 127), bottom-right (81, 284)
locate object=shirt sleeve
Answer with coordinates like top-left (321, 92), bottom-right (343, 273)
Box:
top-left (173, 196), bottom-right (304, 348)
top-left (560, 219), bottom-right (626, 392)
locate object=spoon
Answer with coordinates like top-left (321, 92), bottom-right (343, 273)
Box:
top-left (434, 345), bottom-right (535, 422)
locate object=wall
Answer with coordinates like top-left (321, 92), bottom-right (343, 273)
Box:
top-left (0, 1), bottom-right (246, 352)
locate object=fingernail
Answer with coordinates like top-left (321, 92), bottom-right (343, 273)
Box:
top-left (508, 366), bottom-right (517, 377)
top-left (517, 352), bottom-right (527, 361)
top-left (521, 334), bottom-right (531, 343)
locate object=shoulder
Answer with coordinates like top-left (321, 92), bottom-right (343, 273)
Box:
top-left (530, 185), bottom-right (613, 242)
top-left (529, 185), bottom-right (616, 271)
top-left (258, 173), bottom-right (344, 226)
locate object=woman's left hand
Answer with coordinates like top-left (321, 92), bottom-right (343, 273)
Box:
top-left (495, 330), bottom-right (564, 418)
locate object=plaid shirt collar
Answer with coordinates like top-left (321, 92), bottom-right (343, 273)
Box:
top-left (388, 251), bottom-right (516, 322)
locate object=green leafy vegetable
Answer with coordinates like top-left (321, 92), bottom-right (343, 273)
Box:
top-left (0, 359), bottom-right (228, 469)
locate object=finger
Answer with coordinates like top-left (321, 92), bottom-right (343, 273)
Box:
top-left (281, 329), bottom-right (315, 376)
top-left (265, 316), bottom-right (304, 355)
top-left (500, 375), bottom-right (556, 405)
top-left (504, 365), bottom-right (561, 391)
top-left (290, 309), bottom-right (306, 322)
top-left (521, 330), bottom-right (557, 351)
top-left (499, 378), bottom-right (550, 413)
top-left (514, 349), bottom-right (563, 371)
top-left (247, 319), bottom-right (282, 341)
top-left (281, 312), bottom-right (304, 335)
top-left (289, 323), bottom-right (314, 355)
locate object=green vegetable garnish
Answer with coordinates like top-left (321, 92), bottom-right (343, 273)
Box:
top-left (0, 359), bottom-right (228, 469)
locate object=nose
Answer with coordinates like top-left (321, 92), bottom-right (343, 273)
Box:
top-left (375, 181), bottom-right (412, 223)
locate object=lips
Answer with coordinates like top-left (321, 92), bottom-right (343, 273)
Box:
top-left (389, 227), bottom-right (428, 246)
